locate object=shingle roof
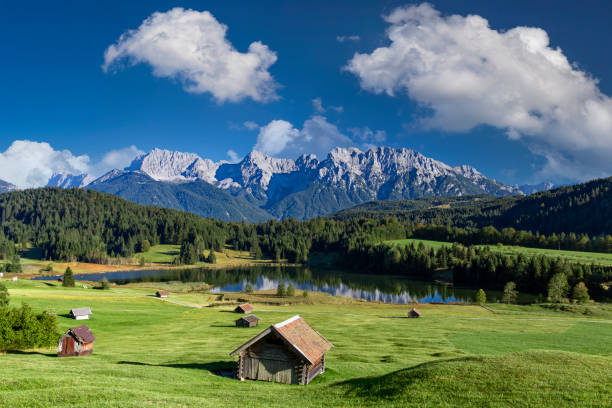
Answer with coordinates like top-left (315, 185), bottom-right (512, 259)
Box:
top-left (235, 303), bottom-right (253, 313)
top-left (70, 307), bottom-right (92, 317)
top-left (230, 315), bottom-right (333, 365)
top-left (68, 325), bottom-right (96, 343)
top-left (238, 315), bottom-right (260, 323)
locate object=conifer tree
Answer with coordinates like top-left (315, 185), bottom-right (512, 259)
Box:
top-left (62, 267), bottom-right (75, 287)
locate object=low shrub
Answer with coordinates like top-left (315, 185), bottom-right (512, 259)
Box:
top-left (0, 303), bottom-right (60, 351)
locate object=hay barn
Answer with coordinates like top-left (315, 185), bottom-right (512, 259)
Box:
top-left (408, 308), bottom-right (421, 318)
top-left (230, 315), bottom-right (333, 385)
top-left (234, 303), bottom-right (253, 314)
top-left (58, 325), bottom-right (96, 357)
top-left (70, 307), bottom-right (92, 320)
top-left (156, 290), bottom-right (169, 298)
top-left (236, 315), bottom-right (260, 328)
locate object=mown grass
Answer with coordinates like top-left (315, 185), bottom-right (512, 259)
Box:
top-left (0, 279), bottom-right (610, 407)
top-left (387, 238), bottom-right (612, 266)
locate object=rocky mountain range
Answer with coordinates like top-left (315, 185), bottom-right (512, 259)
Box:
top-left (0, 179), bottom-right (17, 193)
top-left (49, 147), bottom-right (522, 221)
top-left (40, 146), bottom-right (549, 221)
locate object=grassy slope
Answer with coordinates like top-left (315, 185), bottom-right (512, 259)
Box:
top-left (0, 279), bottom-right (611, 407)
top-left (2, 244), bottom-right (288, 277)
top-left (387, 238), bottom-right (612, 266)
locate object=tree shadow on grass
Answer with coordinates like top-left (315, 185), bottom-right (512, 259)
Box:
top-left (5, 350), bottom-right (56, 357)
top-left (117, 360), bottom-right (237, 378)
top-left (332, 356), bottom-right (479, 400)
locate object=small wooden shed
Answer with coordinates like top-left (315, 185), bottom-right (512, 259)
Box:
top-left (70, 307), bottom-right (92, 320)
top-left (236, 315), bottom-right (260, 328)
top-left (230, 315), bottom-right (333, 385)
top-left (156, 290), bottom-right (169, 298)
top-left (234, 303), bottom-right (253, 314)
top-left (408, 308), bottom-right (421, 318)
top-left (58, 325), bottom-right (96, 357)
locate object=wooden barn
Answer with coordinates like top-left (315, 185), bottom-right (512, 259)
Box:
top-left (230, 315), bottom-right (333, 385)
top-left (236, 315), bottom-right (260, 328)
top-left (58, 325), bottom-right (96, 357)
top-left (408, 308), bottom-right (421, 318)
top-left (234, 303), bottom-right (253, 314)
top-left (70, 307), bottom-right (92, 320)
top-left (156, 290), bottom-right (169, 298)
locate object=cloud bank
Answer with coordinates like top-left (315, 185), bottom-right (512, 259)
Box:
top-left (345, 3), bottom-right (612, 181)
top-left (0, 141), bottom-right (142, 188)
top-left (103, 8), bottom-right (279, 103)
top-left (254, 115), bottom-right (386, 159)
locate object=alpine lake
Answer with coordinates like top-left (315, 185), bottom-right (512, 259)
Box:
top-left (34, 265), bottom-right (505, 304)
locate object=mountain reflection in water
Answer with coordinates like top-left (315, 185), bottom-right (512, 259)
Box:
top-left (35, 266), bottom-right (475, 304)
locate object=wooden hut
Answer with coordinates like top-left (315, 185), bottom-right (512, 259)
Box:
top-left (408, 308), bottom-right (421, 318)
top-left (156, 290), bottom-right (169, 298)
top-left (230, 315), bottom-right (333, 385)
top-left (70, 307), bottom-right (92, 320)
top-left (234, 303), bottom-right (253, 314)
top-left (58, 325), bottom-right (96, 357)
top-left (236, 315), bottom-right (260, 328)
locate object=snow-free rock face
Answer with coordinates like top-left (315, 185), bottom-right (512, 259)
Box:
top-left (46, 172), bottom-right (95, 188)
top-left (52, 146), bottom-right (529, 220)
top-left (517, 182), bottom-right (555, 195)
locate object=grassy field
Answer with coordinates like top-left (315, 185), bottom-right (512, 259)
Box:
top-left (1, 244), bottom-right (290, 278)
top-left (387, 238), bottom-right (612, 266)
top-left (1, 279), bottom-right (611, 407)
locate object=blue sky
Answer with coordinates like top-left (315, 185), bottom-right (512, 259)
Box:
top-left (1, 0), bottom-right (612, 187)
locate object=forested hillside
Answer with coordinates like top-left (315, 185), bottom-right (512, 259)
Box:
top-left (335, 177), bottom-right (612, 236)
top-left (0, 188), bottom-right (228, 262)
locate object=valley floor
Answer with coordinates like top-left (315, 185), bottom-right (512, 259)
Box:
top-left (1, 279), bottom-right (611, 407)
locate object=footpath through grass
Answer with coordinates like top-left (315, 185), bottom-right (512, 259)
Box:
top-left (387, 238), bottom-right (612, 266)
top-left (0, 279), bottom-right (610, 407)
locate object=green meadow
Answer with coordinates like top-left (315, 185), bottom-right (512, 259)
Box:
top-left (387, 238), bottom-right (612, 266)
top-left (1, 279), bottom-right (611, 407)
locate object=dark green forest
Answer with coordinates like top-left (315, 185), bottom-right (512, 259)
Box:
top-left (1, 179), bottom-right (611, 300)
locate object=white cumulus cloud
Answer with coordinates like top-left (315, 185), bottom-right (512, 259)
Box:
top-left (254, 116), bottom-right (352, 158)
top-left (103, 8), bottom-right (279, 103)
top-left (226, 149), bottom-right (241, 163)
top-left (0, 141), bottom-right (143, 188)
top-left (345, 3), bottom-right (612, 181)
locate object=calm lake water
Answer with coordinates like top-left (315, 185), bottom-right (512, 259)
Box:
top-left (34, 266), bottom-right (481, 304)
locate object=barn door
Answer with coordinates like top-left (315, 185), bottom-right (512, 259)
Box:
top-left (63, 336), bottom-right (76, 355)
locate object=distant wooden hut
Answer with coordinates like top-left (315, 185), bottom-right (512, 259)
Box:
top-left (408, 308), bottom-right (421, 318)
top-left (230, 315), bottom-right (333, 385)
top-left (70, 307), bottom-right (92, 320)
top-left (58, 325), bottom-right (96, 357)
top-left (234, 303), bottom-right (253, 314)
top-left (236, 315), bottom-right (260, 328)
top-left (156, 290), bottom-right (169, 298)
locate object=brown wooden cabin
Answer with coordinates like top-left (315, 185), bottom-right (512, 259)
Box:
top-left (58, 325), bottom-right (96, 357)
top-left (234, 303), bottom-right (253, 314)
top-left (156, 290), bottom-right (169, 298)
top-left (230, 315), bottom-right (333, 385)
top-left (408, 308), bottom-right (421, 318)
top-left (236, 315), bottom-right (260, 328)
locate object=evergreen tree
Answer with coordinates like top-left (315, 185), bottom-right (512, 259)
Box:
top-left (0, 282), bottom-right (9, 308)
top-left (287, 283), bottom-right (296, 297)
top-left (276, 280), bottom-right (286, 297)
top-left (547, 273), bottom-right (569, 302)
top-left (62, 267), bottom-right (75, 287)
top-left (302, 289), bottom-right (309, 298)
top-left (502, 281), bottom-right (518, 304)
top-left (245, 283), bottom-right (254, 294)
top-left (572, 282), bottom-right (590, 304)
top-left (207, 250), bottom-right (217, 264)
top-left (474, 289), bottom-right (487, 305)
top-left (141, 239), bottom-right (151, 253)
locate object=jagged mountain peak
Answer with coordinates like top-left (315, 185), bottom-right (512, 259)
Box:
top-left (47, 172), bottom-right (95, 188)
top-left (0, 179), bottom-right (17, 193)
